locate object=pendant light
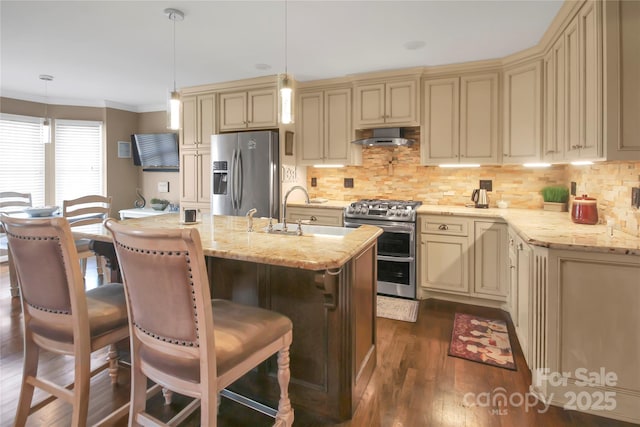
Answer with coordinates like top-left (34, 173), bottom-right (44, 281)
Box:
top-left (279, 0), bottom-right (293, 125)
top-left (39, 74), bottom-right (53, 143)
top-left (165, 8), bottom-right (184, 130)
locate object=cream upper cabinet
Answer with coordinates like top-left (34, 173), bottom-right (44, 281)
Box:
top-left (297, 87), bottom-right (353, 165)
top-left (544, 0), bottom-right (604, 162)
top-left (181, 92), bottom-right (216, 150)
top-left (180, 150), bottom-right (211, 207)
top-left (353, 78), bottom-right (419, 128)
top-left (502, 60), bottom-right (542, 164)
top-left (421, 73), bottom-right (499, 165)
top-left (218, 86), bottom-right (277, 131)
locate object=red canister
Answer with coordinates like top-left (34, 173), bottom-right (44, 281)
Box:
top-left (571, 195), bottom-right (598, 225)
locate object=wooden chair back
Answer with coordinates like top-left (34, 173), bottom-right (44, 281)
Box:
top-left (62, 194), bottom-right (112, 227)
top-left (0, 191), bottom-right (32, 213)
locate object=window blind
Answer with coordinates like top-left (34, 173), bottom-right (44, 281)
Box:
top-left (0, 114), bottom-right (46, 206)
top-left (54, 119), bottom-right (103, 205)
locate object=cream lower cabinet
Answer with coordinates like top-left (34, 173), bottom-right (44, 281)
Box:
top-left (529, 247), bottom-right (640, 424)
top-left (297, 87), bottom-right (353, 165)
top-left (419, 215), bottom-right (509, 306)
top-left (285, 205), bottom-right (344, 227)
top-left (508, 228), bottom-right (532, 366)
top-left (421, 73), bottom-right (499, 165)
top-left (218, 87), bottom-right (277, 131)
top-left (180, 149), bottom-right (211, 214)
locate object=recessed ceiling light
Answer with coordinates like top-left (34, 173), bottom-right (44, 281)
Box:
top-left (403, 40), bottom-right (426, 50)
top-left (255, 63), bottom-right (271, 70)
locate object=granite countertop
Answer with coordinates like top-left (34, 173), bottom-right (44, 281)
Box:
top-left (416, 205), bottom-right (640, 256)
top-left (72, 213), bottom-right (382, 270)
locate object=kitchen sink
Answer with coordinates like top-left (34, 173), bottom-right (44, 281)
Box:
top-left (265, 223), bottom-right (355, 237)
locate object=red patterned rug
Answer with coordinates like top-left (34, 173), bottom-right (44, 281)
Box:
top-left (448, 313), bottom-right (516, 370)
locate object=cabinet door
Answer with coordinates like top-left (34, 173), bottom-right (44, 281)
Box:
top-left (421, 77), bottom-right (460, 164)
top-left (516, 237), bottom-right (532, 365)
top-left (324, 88), bottom-right (352, 163)
top-left (247, 87), bottom-right (277, 129)
top-left (298, 91), bottom-right (324, 164)
top-left (565, 17), bottom-right (581, 158)
top-left (180, 151), bottom-right (199, 203)
top-left (460, 73), bottom-right (499, 163)
top-left (543, 37), bottom-right (566, 162)
top-left (354, 83), bottom-right (385, 128)
top-left (473, 221), bottom-right (509, 300)
top-left (198, 94), bottom-right (216, 147)
top-left (420, 234), bottom-right (469, 294)
top-left (385, 79), bottom-right (418, 125)
top-left (502, 61), bottom-right (542, 163)
top-left (219, 91), bottom-right (247, 131)
top-left (181, 95), bottom-right (198, 150)
top-left (197, 150), bottom-right (211, 204)
top-left (577, 0), bottom-right (601, 159)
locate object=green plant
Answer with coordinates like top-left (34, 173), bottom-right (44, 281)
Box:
top-left (150, 198), bottom-right (169, 205)
top-left (541, 185), bottom-right (569, 203)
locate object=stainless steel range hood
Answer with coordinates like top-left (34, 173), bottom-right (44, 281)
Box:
top-left (351, 128), bottom-right (414, 147)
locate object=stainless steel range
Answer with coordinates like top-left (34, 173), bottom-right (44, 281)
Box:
top-left (344, 199), bottom-right (422, 299)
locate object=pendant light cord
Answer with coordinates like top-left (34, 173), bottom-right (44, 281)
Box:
top-left (284, 0), bottom-right (288, 76)
top-left (172, 13), bottom-right (177, 92)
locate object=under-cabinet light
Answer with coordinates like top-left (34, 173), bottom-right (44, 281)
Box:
top-left (313, 164), bottom-right (344, 168)
top-left (523, 163), bottom-right (551, 168)
top-left (570, 160), bottom-right (594, 166)
top-left (438, 163), bottom-right (480, 168)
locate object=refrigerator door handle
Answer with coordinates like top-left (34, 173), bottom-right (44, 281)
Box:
top-left (237, 150), bottom-right (243, 211)
top-left (231, 149), bottom-right (238, 210)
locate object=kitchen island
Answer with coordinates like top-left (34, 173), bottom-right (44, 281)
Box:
top-left (75, 213), bottom-right (382, 422)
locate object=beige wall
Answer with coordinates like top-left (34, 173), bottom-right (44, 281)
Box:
top-left (0, 97), bottom-right (178, 216)
top-left (307, 146), bottom-right (640, 237)
top-left (136, 111), bottom-right (180, 209)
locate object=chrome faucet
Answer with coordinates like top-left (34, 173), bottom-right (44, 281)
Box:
top-left (246, 208), bottom-right (257, 232)
top-left (282, 185), bottom-right (310, 222)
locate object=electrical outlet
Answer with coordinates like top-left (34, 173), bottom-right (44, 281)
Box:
top-left (571, 181), bottom-right (577, 196)
top-left (479, 180), bottom-right (492, 191)
top-left (632, 187), bottom-right (640, 208)
top-left (344, 178), bottom-right (354, 188)
top-left (311, 177), bottom-right (317, 187)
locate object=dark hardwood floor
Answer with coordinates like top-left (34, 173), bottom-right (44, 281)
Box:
top-left (0, 260), bottom-right (635, 427)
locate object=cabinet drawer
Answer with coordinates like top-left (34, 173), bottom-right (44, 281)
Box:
top-left (420, 216), bottom-right (469, 236)
top-left (286, 206), bottom-right (344, 227)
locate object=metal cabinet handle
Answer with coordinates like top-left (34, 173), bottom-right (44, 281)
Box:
top-left (517, 243), bottom-right (524, 251)
top-left (438, 224), bottom-right (448, 231)
top-left (310, 215), bottom-right (318, 222)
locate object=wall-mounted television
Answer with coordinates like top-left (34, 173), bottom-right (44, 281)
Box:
top-left (131, 132), bottom-right (179, 172)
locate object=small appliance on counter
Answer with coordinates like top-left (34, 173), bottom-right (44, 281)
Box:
top-left (471, 189), bottom-right (489, 208)
top-left (571, 194), bottom-right (598, 224)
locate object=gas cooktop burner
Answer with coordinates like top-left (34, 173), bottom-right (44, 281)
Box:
top-left (345, 199), bottom-right (422, 222)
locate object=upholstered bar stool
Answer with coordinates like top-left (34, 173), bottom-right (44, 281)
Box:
top-left (0, 214), bottom-right (129, 427)
top-left (105, 219), bottom-right (294, 427)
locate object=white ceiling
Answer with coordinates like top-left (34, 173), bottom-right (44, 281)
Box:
top-left (0, 0), bottom-right (563, 113)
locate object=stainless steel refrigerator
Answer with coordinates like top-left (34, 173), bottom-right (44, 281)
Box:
top-left (211, 131), bottom-right (279, 219)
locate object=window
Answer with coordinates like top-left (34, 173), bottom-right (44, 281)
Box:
top-left (54, 119), bottom-right (103, 205)
top-left (0, 114), bottom-right (103, 207)
top-left (0, 114), bottom-right (46, 206)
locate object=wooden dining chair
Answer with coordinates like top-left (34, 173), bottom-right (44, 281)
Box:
top-left (0, 191), bottom-right (33, 297)
top-left (63, 194), bottom-right (112, 282)
top-left (105, 219), bottom-right (294, 427)
top-left (0, 214), bottom-right (129, 427)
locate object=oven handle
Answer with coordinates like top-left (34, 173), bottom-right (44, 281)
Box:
top-left (344, 221), bottom-right (414, 234)
top-left (378, 255), bottom-right (414, 263)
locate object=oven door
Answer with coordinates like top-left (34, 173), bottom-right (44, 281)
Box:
top-left (345, 219), bottom-right (416, 299)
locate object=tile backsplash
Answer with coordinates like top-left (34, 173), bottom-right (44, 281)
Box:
top-left (306, 144), bottom-right (640, 237)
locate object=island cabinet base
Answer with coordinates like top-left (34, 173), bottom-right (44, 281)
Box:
top-left (206, 242), bottom-right (378, 422)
